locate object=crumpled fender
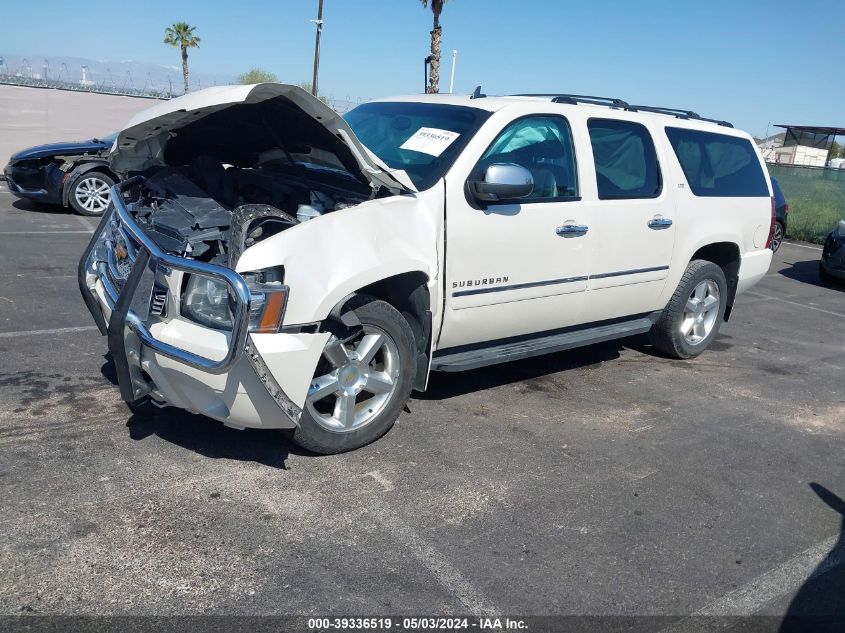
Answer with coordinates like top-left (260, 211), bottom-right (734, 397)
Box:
top-left (234, 187), bottom-right (443, 326)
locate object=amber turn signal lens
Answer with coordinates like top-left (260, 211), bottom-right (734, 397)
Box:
top-left (253, 289), bottom-right (287, 333)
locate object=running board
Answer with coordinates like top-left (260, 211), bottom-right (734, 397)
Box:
top-left (431, 316), bottom-right (657, 372)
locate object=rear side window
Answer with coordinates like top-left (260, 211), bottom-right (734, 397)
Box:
top-left (588, 119), bottom-right (661, 199)
top-left (665, 127), bottom-right (769, 197)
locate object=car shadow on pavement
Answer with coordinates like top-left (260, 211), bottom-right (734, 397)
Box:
top-left (11, 198), bottom-right (68, 215)
top-left (101, 354), bottom-right (309, 469)
top-left (778, 260), bottom-right (845, 293)
top-left (420, 339), bottom-right (629, 400)
top-left (779, 483), bottom-right (845, 632)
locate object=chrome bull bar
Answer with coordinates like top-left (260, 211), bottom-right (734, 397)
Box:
top-left (77, 179), bottom-right (252, 402)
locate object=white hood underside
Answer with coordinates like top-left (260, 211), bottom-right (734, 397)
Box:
top-left (110, 83), bottom-right (416, 193)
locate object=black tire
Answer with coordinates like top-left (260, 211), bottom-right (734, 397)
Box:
top-left (293, 295), bottom-right (416, 454)
top-left (819, 262), bottom-right (835, 285)
top-left (771, 221), bottom-right (785, 252)
top-left (649, 260), bottom-right (728, 359)
top-left (68, 171), bottom-right (115, 216)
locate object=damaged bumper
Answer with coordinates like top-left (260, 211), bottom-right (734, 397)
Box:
top-left (78, 179), bottom-right (319, 429)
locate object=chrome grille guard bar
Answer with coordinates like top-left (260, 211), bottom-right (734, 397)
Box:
top-left (78, 178), bottom-right (252, 387)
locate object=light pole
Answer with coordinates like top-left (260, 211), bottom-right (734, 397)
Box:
top-left (311, 0), bottom-right (324, 97)
top-left (449, 49), bottom-right (457, 94)
top-left (424, 56), bottom-right (432, 93)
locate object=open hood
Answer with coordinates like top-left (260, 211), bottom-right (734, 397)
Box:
top-left (111, 83), bottom-right (415, 193)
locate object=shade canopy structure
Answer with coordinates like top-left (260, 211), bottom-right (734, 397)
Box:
top-left (775, 125), bottom-right (845, 150)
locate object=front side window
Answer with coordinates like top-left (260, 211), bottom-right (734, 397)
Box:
top-left (665, 127), bottom-right (769, 197)
top-left (588, 119), bottom-right (661, 199)
top-left (344, 102), bottom-right (491, 190)
top-left (476, 116), bottom-right (579, 201)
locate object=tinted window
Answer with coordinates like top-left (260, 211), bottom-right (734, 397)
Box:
top-left (771, 176), bottom-right (786, 207)
top-left (477, 116), bottom-right (578, 200)
top-left (665, 127), bottom-right (769, 197)
top-left (588, 119), bottom-right (661, 199)
top-left (345, 102), bottom-right (490, 190)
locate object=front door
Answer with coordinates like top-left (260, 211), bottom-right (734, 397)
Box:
top-left (438, 114), bottom-right (592, 350)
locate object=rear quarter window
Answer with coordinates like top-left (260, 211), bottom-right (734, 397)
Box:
top-left (665, 127), bottom-right (769, 197)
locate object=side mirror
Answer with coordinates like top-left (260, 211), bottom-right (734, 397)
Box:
top-left (469, 163), bottom-right (534, 203)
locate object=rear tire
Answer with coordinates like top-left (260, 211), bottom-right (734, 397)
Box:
top-left (293, 295), bottom-right (416, 454)
top-left (819, 262), bottom-right (835, 284)
top-left (771, 221), bottom-right (785, 252)
top-left (649, 260), bottom-right (727, 359)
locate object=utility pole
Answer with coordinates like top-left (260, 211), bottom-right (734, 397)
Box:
top-left (311, 0), bottom-right (324, 97)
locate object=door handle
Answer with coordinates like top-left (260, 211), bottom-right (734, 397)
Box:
top-left (556, 224), bottom-right (589, 237)
top-left (647, 218), bottom-right (673, 229)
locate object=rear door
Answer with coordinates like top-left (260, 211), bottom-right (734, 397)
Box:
top-left (578, 118), bottom-right (677, 323)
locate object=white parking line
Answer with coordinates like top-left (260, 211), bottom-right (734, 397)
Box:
top-left (355, 472), bottom-right (500, 614)
top-left (370, 501), bottom-right (501, 614)
top-left (661, 535), bottom-right (842, 632)
top-left (745, 291), bottom-right (845, 319)
top-left (784, 241), bottom-right (823, 251)
top-left (0, 326), bottom-right (99, 339)
top-left (0, 231), bottom-right (93, 235)
top-left (73, 214), bottom-right (96, 233)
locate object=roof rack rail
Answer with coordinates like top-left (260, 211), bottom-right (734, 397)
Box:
top-left (627, 105), bottom-right (733, 128)
top-left (515, 93), bottom-right (630, 109)
top-left (511, 93), bottom-right (733, 128)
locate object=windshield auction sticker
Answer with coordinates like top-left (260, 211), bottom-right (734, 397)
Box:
top-left (400, 127), bottom-right (461, 157)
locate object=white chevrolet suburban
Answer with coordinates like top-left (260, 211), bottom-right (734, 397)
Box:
top-left (79, 84), bottom-right (774, 453)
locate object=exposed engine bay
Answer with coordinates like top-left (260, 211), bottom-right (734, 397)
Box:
top-left (114, 92), bottom-right (396, 268)
top-left (124, 156), bottom-right (371, 269)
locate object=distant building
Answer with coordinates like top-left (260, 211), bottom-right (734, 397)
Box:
top-left (761, 125), bottom-right (845, 167)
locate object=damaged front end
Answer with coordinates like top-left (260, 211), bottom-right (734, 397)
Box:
top-left (78, 83), bottom-right (408, 428)
top-left (78, 177), bottom-right (302, 424)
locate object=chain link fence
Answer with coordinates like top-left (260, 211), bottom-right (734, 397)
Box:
top-left (0, 72), bottom-right (365, 113)
top-left (0, 73), bottom-right (173, 99)
top-left (768, 164), bottom-right (845, 243)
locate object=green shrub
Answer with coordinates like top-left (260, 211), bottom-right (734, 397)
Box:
top-left (787, 201), bottom-right (842, 243)
top-left (768, 165), bottom-right (845, 243)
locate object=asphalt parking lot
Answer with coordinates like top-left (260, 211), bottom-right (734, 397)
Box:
top-left (0, 184), bottom-right (843, 626)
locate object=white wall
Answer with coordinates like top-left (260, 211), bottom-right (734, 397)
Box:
top-left (0, 84), bottom-right (159, 165)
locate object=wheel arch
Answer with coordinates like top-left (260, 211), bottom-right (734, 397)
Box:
top-left (61, 161), bottom-right (119, 207)
top-left (690, 241), bottom-right (741, 320)
top-left (330, 271), bottom-right (433, 392)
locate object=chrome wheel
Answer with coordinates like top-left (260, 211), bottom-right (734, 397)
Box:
top-left (74, 177), bottom-right (111, 214)
top-left (305, 327), bottom-right (400, 433)
top-left (771, 223), bottom-right (784, 252)
top-left (681, 279), bottom-right (720, 346)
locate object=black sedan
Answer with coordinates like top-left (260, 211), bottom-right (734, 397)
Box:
top-left (820, 220), bottom-right (845, 284)
top-left (3, 134), bottom-right (119, 216)
top-left (770, 176), bottom-right (789, 252)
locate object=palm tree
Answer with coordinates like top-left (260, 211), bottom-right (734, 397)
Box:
top-left (164, 22), bottom-right (200, 94)
top-left (420, 0), bottom-right (448, 93)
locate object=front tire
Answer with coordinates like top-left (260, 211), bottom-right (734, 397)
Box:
top-left (649, 260), bottom-right (727, 359)
top-left (69, 172), bottom-right (115, 216)
top-left (293, 295), bottom-right (416, 454)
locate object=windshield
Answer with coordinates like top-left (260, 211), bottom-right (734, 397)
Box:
top-left (344, 102), bottom-right (491, 190)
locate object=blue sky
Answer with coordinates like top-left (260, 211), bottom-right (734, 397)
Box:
top-left (3, 0), bottom-right (844, 136)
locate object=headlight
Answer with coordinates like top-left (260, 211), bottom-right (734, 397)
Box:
top-left (181, 275), bottom-right (235, 330)
top-left (181, 274), bottom-right (288, 333)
